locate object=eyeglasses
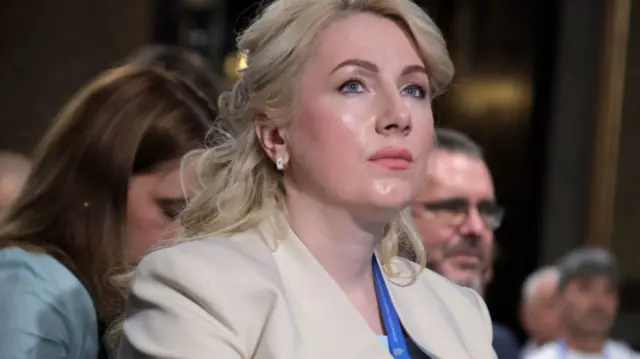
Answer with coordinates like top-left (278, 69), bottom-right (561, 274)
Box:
top-left (418, 198), bottom-right (505, 231)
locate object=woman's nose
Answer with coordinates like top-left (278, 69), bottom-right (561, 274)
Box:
top-left (375, 91), bottom-right (412, 137)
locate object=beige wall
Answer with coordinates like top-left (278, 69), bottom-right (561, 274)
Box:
top-left (0, 0), bottom-right (151, 153)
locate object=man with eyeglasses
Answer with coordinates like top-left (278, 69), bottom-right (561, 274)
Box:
top-left (411, 128), bottom-right (503, 289)
top-left (411, 129), bottom-right (518, 359)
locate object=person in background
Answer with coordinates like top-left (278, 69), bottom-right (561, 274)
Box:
top-left (0, 151), bottom-right (31, 216)
top-left (520, 266), bottom-right (561, 358)
top-left (411, 128), bottom-right (515, 358)
top-left (528, 248), bottom-right (640, 359)
top-left (0, 65), bottom-right (216, 359)
top-left (116, 0), bottom-right (496, 358)
top-left (411, 128), bottom-right (504, 289)
top-left (479, 247), bottom-right (521, 359)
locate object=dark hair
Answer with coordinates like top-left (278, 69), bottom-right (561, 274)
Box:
top-left (0, 65), bottom-right (217, 324)
top-left (557, 247), bottom-right (620, 293)
top-left (435, 128), bottom-right (484, 159)
top-left (127, 44), bottom-right (224, 107)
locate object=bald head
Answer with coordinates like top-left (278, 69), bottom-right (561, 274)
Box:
top-left (0, 152), bottom-right (31, 215)
top-left (520, 266), bottom-right (561, 344)
top-left (522, 266), bottom-right (560, 304)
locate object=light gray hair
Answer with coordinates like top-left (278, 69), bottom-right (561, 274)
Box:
top-left (521, 266), bottom-right (560, 304)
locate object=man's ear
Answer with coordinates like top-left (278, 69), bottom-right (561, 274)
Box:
top-left (254, 114), bottom-right (289, 168)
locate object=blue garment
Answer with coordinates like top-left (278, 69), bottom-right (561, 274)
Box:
top-left (0, 247), bottom-right (100, 359)
top-left (492, 323), bottom-right (520, 359)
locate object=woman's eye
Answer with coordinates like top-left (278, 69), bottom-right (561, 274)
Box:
top-left (162, 207), bottom-right (181, 220)
top-left (157, 198), bottom-right (188, 220)
top-left (160, 203), bottom-right (186, 220)
top-left (338, 79), bottom-right (365, 93)
top-left (402, 84), bottom-right (427, 99)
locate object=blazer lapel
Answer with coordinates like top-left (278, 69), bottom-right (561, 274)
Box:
top-left (259, 217), bottom-right (479, 359)
top-left (385, 259), bottom-right (472, 359)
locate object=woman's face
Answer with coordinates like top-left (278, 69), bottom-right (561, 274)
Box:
top-left (125, 160), bottom-right (197, 261)
top-left (284, 13), bottom-right (434, 222)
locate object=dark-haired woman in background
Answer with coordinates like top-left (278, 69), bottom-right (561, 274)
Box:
top-left (0, 65), bottom-right (216, 358)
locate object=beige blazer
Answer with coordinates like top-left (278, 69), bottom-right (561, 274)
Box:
top-left (118, 219), bottom-right (496, 359)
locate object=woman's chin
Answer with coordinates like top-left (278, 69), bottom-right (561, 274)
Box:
top-left (371, 186), bottom-right (416, 210)
top-left (357, 191), bottom-right (415, 223)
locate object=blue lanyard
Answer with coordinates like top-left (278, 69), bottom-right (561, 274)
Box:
top-left (558, 339), bottom-right (608, 359)
top-left (372, 257), bottom-right (411, 359)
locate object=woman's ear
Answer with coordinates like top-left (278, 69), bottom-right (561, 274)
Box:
top-left (254, 114), bottom-right (289, 169)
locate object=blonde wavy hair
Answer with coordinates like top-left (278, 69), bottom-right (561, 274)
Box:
top-left (179, 0), bottom-right (453, 269)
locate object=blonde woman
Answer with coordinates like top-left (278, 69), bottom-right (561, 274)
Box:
top-left (118, 0), bottom-right (496, 358)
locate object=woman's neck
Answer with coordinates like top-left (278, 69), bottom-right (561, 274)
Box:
top-left (284, 187), bottom-right (389, 334)
top-left (284, 190), bottom-right (383, 291)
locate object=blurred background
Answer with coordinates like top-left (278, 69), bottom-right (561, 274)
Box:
top-left (1, 0), bottom-right (638, 348)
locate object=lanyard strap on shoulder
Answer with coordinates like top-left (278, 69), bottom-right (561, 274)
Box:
top-left (372, 257), bottom-right (411, 359)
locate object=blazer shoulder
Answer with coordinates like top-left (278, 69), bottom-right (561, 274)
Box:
top-left (388, 257), bottom-right (483, 304)
top-left (418, 266), bottom-right (493, 337)
top-left (419, 266), bottom-right (479, 304)
top-left (389, 256), bottom-right (493, 334)
top-left (134, 229), bottom-right (283, 305)
top-left (143, 229), bottom-right (278, 276)
top-left (122, 231), bottom-right (283, 358)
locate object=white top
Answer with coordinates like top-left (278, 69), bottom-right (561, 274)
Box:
top-left (526, 340), bottom-right (640, 359)
top-left (521, 340), bottom-right (543, 359)
top-left (378, 335), bottom-right (389, 349)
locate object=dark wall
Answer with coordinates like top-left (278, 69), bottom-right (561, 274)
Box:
top-left (538, 0), bottom-right (606, 263)
top-left (0, 0), bottom-right (151, 153)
